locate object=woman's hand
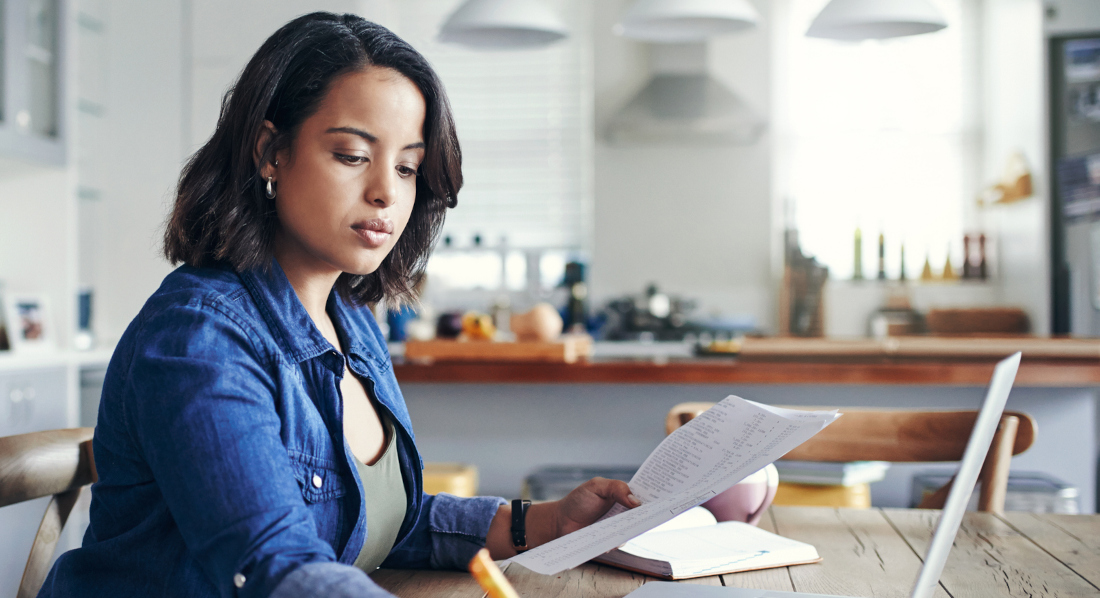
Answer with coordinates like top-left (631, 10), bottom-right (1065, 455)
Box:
top-left (554, 477), bottom-right (640, 536)
top-left (485, 477), bottom-right (641, 559)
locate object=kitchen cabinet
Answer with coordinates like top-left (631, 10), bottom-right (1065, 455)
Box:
top-left (394, 341), bottom-right (1100, 513)
top-left (0, 0), bottom-right (68, 165)
top-left (0, 352), bottom-right (109, 597)
top-left (0, 364), bottom-right (69, 598)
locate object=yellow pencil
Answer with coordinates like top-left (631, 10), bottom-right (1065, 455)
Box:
top-left (468, 548), bottom-right (520, 598)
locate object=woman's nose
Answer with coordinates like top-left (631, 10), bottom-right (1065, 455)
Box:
top-left (366, 167), bottom-right (398, 208)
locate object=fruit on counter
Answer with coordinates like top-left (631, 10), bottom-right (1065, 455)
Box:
top-left (461, 312), bottom-right (497, 341)
top-left (706, 339), bottom-right (742, 354)
top-left (436, 312), bottom-right (464, 339)
top-left (510, 303), bottom-right (563, 342)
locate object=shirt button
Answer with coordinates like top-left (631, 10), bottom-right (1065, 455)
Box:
top-left (233, 573), bottom-right (246, 588)
top-left (312, 474), bottom-right (323, 488)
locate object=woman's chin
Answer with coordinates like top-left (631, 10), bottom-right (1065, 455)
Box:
top-left (340, 258), bottom-right (385, 277)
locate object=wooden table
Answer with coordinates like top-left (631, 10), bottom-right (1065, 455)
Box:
top-left (371, 507), bottom-right (1100, 598)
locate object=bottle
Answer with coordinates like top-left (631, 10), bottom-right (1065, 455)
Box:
top-left (899, 243), bottom-right (907, 281)
top-left (978, 234), bottom-right (988, 279)
top-left (942, 244), bottom-right (958, 280)
top-left (920, 253), bottom-right (935, 281)
top-left (877, 232), bottom-right (886, 280)
top-left (853, 227), bottom-right (864, 280)
top-left (962, 235), bottom-right (974, 279)
top-left (562, 261), bottom-right (588, 333)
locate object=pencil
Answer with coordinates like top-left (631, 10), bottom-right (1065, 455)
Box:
top-left (468, 548), bottom-right (520, 598)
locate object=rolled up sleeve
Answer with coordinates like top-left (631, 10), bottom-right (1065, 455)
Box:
top-left (382, 492), bottom-right (506, 570)
top-left (427, 493), bottom-right (507, 570)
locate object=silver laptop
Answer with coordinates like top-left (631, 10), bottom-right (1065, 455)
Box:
top-left (624, 352), bottom-right (1022, 598)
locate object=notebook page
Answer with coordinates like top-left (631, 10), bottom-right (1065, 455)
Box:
top-left (508, 396), bottom-right (839, 575)
top-left (619, 520), bottom-right (815, 564)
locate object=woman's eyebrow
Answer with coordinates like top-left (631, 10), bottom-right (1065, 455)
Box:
top-left (325, 126), bottom-right (425, 150)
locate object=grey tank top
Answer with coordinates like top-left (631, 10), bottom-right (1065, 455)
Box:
top-left (352, 420), bottom-right (407, 572)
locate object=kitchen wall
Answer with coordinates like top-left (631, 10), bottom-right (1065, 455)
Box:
top-left (0, 164), bottom-right (75, 346)
top-left (589, 0), bottom-right (777, 332)
top-left (88, 0), bottom-right (186, 344)
top-left (980, 0), bottom-right (1050, 336)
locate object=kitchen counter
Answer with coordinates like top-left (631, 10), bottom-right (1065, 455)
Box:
top-left (393, 337), bottom-right (1100, 386)
top-left (392, 337), bottom-right (1100, 510)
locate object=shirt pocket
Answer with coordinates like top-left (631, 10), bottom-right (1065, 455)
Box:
top-left (286, 449), bottom-right (347, 504)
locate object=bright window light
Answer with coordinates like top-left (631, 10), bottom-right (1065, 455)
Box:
top-left (426, 251), bottom-right (503, 290)
top-left (774, 0), bottom-right (978, 280)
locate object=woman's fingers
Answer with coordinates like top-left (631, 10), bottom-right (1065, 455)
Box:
top-left (555, 477), bottom-right (644, 537)
top-left (584, 477), bottom-right (641, 508)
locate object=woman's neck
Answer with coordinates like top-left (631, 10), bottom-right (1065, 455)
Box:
top-left (274, 243), bottom-right (342, 338)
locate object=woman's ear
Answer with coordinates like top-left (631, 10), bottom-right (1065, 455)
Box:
top-left (254, 120), bottom-right (279, 177)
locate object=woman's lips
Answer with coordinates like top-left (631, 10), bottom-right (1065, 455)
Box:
top-left (352, 218), bottom-right (394, 249)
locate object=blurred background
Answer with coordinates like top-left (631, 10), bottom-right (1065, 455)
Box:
top-left (5, 0), bottom-right (1098, 347)
top-left (2, 0), bottom-right (1100, 592)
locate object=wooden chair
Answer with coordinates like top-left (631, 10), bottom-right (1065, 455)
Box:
top-left (0, 428), bottom-right (97, 598)
top-left (665, 403), bottom-right (1036, 514)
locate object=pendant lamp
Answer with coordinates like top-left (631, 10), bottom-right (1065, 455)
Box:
top-left (438, 0), bottom-right (569, 49)
top-left (614, 0), bottom-right (760, 43)
top-left (806, 0), bottom-right (947, 41)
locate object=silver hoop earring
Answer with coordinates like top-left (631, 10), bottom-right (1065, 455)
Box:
top-left (265, 176), bottom-right (276, 199)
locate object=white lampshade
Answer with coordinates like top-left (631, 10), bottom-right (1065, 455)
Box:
top-left (614, 0), bottom-right (760, 43)
top-left (438, 0), bottom-right (569, 50)
top-left (806, 0), bottom-right (947, 41)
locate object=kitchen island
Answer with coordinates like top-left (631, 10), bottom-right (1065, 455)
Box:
top-left (392, 337), bottom-right (1100, 512)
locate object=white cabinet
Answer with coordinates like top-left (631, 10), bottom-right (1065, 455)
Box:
top-left (0, 364), bottom-right (67, 436)
top-left (0, 0), bottom-right (68, 165)
top-left (0, 364), bottom-right (69, 598)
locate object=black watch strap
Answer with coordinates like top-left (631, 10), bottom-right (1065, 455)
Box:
top-left (510, 499), bottom-right (531, 550)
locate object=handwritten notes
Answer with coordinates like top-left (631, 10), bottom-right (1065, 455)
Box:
top-left (508, 396), bottom-right (839, 575)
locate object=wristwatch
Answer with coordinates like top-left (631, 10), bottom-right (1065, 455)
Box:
top-left (510, 499), bottom-right (531, 551)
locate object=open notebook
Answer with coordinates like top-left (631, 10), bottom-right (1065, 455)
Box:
top-left (595, 507), bottom-right (820, 580)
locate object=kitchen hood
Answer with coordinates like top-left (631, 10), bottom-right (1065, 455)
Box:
top-left (605, 43), bottom-right (766, 145)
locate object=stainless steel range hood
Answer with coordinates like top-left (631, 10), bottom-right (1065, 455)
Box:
top-left (605, 43), bottom-right (766, 145)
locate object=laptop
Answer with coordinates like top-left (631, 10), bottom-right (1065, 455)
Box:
top-left (623, 352), bottom-right (1022, 598)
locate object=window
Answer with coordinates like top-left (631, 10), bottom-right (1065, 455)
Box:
top-left (392, 0), bottom-right (592, 253)
top-left (773, 0), bottom-right (980, 280)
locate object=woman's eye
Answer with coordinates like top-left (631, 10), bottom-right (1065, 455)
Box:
top-left (336, 153), bottom-right (367, 165)
top-left (397, 165), bottom-right (419, 178)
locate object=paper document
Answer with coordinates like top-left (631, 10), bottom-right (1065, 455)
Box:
top-left (508, 396), bottom-right (839, 575)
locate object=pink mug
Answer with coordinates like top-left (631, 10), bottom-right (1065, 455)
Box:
top-left (701, 463), bottom-right (779, 526)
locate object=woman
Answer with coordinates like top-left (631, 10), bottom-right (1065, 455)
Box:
top-left (39, 12), bottom-right (637, 598)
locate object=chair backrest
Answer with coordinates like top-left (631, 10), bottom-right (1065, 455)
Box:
top-left (0, 428), bottom-right (97, 598)
top-left (665, 403), bottom-right (1037, 513)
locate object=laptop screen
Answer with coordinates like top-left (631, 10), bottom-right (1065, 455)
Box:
top-left (910, 352), bottom-right (1021, 598)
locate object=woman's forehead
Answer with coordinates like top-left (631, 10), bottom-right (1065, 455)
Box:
top-left (309, 67), bottom-right (426, 139)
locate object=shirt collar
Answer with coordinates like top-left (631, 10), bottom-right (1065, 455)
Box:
top-left (239, 259), bottom-right (336, 363)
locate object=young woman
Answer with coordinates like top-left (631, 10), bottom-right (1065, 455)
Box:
top-left (38, 12), bottom-right (637, 598)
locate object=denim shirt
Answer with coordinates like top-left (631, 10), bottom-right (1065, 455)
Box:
top-left (38, 262), bottom-right (505, 598)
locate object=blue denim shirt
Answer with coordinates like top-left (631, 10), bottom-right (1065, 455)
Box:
top-left (38, 262), bottom-right (505, 598)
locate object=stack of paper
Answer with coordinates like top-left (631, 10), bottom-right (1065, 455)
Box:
top-left (774, 460), bottom-right (889, 486)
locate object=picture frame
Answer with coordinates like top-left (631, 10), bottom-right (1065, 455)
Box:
top-left (1, 293), bottom-right (53, 352)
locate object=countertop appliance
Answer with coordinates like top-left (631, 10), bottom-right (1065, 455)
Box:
top-left (600, 285), bottom-right (701, 341)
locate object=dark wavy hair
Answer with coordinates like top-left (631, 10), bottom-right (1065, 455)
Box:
top-left (164, 12), bottom-right (460, 305)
